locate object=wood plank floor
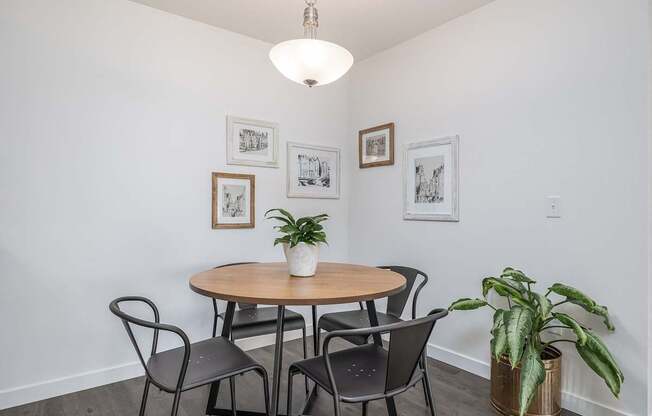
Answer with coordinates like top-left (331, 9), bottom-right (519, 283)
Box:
top-left (1, 337), bottom-right (579, 416)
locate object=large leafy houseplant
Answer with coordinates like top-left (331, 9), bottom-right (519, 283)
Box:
top-left (449, 267), bottom-right (623, 416)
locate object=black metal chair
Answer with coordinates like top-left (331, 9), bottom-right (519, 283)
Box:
top-left (317, 266), bottom-right (434, 408)
top-left (288, 309), bottom-right (448, 416)
top-left (211, 262), bottom-right (309, 400)
top-left (110, 296), bottom-right (270, 416)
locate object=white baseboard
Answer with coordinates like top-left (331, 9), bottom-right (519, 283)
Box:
top-left (426, 342), bottom-right (635, 416)
top-left (0, 327), bottom-right (309, 411)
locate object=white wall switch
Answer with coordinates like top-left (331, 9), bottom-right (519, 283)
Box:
top-left (546, 196), bottom-right (561, 218)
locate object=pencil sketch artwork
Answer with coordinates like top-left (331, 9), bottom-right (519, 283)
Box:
top-left (222, 184), bottom-right (246, 217)
top-left (297, 153), bottom-right (331, 188)
top-left (365, 134), bottom-right (386, 157)
top-left (415, 156), bottom-right (445, 203)
top-left (287, 142), bottom-right (340, 199)
top-left (238, 128), bottom-right (269, 155)
top-left (226, 116), bottom-right (279, 168)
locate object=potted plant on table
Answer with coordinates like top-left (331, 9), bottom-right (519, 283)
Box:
top-left (448, 267), bottom-right (623, 416)
top-left (265, 209), bottom-right (328, 277)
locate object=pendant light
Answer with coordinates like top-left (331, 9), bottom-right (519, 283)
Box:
top-left (269, 0), bottom-right (354, 87)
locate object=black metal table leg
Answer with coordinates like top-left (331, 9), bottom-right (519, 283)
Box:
top-left (311, 305), bottom-right (318, 356)
top-left (205, 302), bottom-right (318, 416)
top-left (270, 306), bottom-right (286, 416)
top-left (207, 302), bottom-right (267, 416)
top-left (365, 300), bottom-right (383, 346)
top-left (366, 300), bottom-right (398, 416)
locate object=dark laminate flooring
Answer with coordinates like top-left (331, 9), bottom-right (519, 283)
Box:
top-left (1, 337), bottom-right (579, 416)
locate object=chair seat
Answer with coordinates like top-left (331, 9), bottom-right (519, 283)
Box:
top-left (318, 310), bottom-right (403, 345)
top-left (220, 307), bottom-right (306, 340)
top-left (290, 344), bottom-right (419, 402)
top-left (147, 337), bottom-right (261, 392)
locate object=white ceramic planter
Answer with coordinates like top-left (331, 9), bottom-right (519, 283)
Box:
top-left (283, 242), bottom-right (319, 277)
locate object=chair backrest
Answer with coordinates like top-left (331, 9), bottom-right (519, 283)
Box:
top-left (214, 262), bottom-right (259, 309)
top-left (109, 296), bottom-right (190, 392)
top-left (379, 266), bottom-right (429, 319)
top-left (322, 308), bottom-right (448, 396)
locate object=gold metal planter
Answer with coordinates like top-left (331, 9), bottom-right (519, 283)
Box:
top-left (490, 346), bottom-right (562, 416)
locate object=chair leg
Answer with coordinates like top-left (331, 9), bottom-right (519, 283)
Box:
top-left (362, 401), bottom-right (368, 416)
top-left (287, 370), bottom-right (295, 416)
top-left (421, 353), bottom-right (436, 414)
top-left (302, 326), bottom-right (309, 395)
top-left (314, 327), bottom-right (321, 397)
top-left (333, 395), bottom-right (343, 416)
top-left (170, 391), bottom-right (181, 416)
top-left (229, 376), bottom-right (237, 416)
top-left (139, 378), bottom-right (151, 416)
top-left (259, 368), bottom-right (271, 416)
top-left (385, 397), bottom-right (398, 416)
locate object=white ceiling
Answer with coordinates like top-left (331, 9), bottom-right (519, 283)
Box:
top-left (129, 0), bottom-right (494, 60)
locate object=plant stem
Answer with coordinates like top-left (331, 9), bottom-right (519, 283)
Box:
top-left (552, 300), bottom-right (570, 308)
top-left (541, 325), bottom-right (571, 331)
top-left (487, 303), bottom-right (498, 311)
top-left (545, 339), bottom-right (576, 346)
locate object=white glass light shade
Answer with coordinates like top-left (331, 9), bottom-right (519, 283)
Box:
top-left (269, 39), bottom-right (354, 87)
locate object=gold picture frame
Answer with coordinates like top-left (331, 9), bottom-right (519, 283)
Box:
top-left (212, 172), bottom-right (255, 229)
top-left (358, 122), bottom-right (395, 168)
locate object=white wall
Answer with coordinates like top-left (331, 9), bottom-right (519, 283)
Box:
top-left (2, 0), bottom-right (651, 414)
top-left (0, 0), bottom-right (351, 408)
top-left (348, 1), bottom-right (650, 415)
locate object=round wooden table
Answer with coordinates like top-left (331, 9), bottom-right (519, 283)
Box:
top-left (189, 262), bottom-right (406, 416)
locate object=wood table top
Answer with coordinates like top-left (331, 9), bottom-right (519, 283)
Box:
top-left (189, 262), bottom-right (407, 305)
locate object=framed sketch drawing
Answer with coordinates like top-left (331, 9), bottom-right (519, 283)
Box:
top-left (403, 136), bottom-right (459, 222)
top-left (212, 172), bottom-right (255, 229)
top-left (287, 142), bottom-right (340, 199)
top-left (359, 122), bottom-right (395, 168)
top-left (226, 116), bottom-right (279, 168)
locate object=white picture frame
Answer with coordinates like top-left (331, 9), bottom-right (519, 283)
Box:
top-left (403, 135), bottom-right (460, 222)
top-left (287, 142), bottom-right (341, 199)
top-left (226, 116), bottom-right (279, 168)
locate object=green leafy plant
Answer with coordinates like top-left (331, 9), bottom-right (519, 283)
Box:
top-left (265, 208), bottom-right (328, 247)
top-left (449, 267), bottom-right (623, 416)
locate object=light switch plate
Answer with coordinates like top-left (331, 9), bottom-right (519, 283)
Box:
top-left (546, 196), bottom-right (561, 218)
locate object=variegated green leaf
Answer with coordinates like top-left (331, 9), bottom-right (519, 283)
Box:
top-left (491, 310), bottom-right (508, 359)
top-left (552, 312), bottom-right (587, 346)
top-left (571, 301), bottom-right (615, 331)
top-left (506, 306), bottom-right (534, 368)
top-left (549, 283), bottom-right (596, 308)
top-left (448, 298), bottom-right (488, 311)
top-left (501, 267), bottom-right (536, 284)
top-left (482, 277), bottom-right (523, 299)
top-left (533, 292), bottom-right (552, 318)
top-left (577, 331), bottom-right (623, 397)
top-left (518, 343), bottom-right (546, 416)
